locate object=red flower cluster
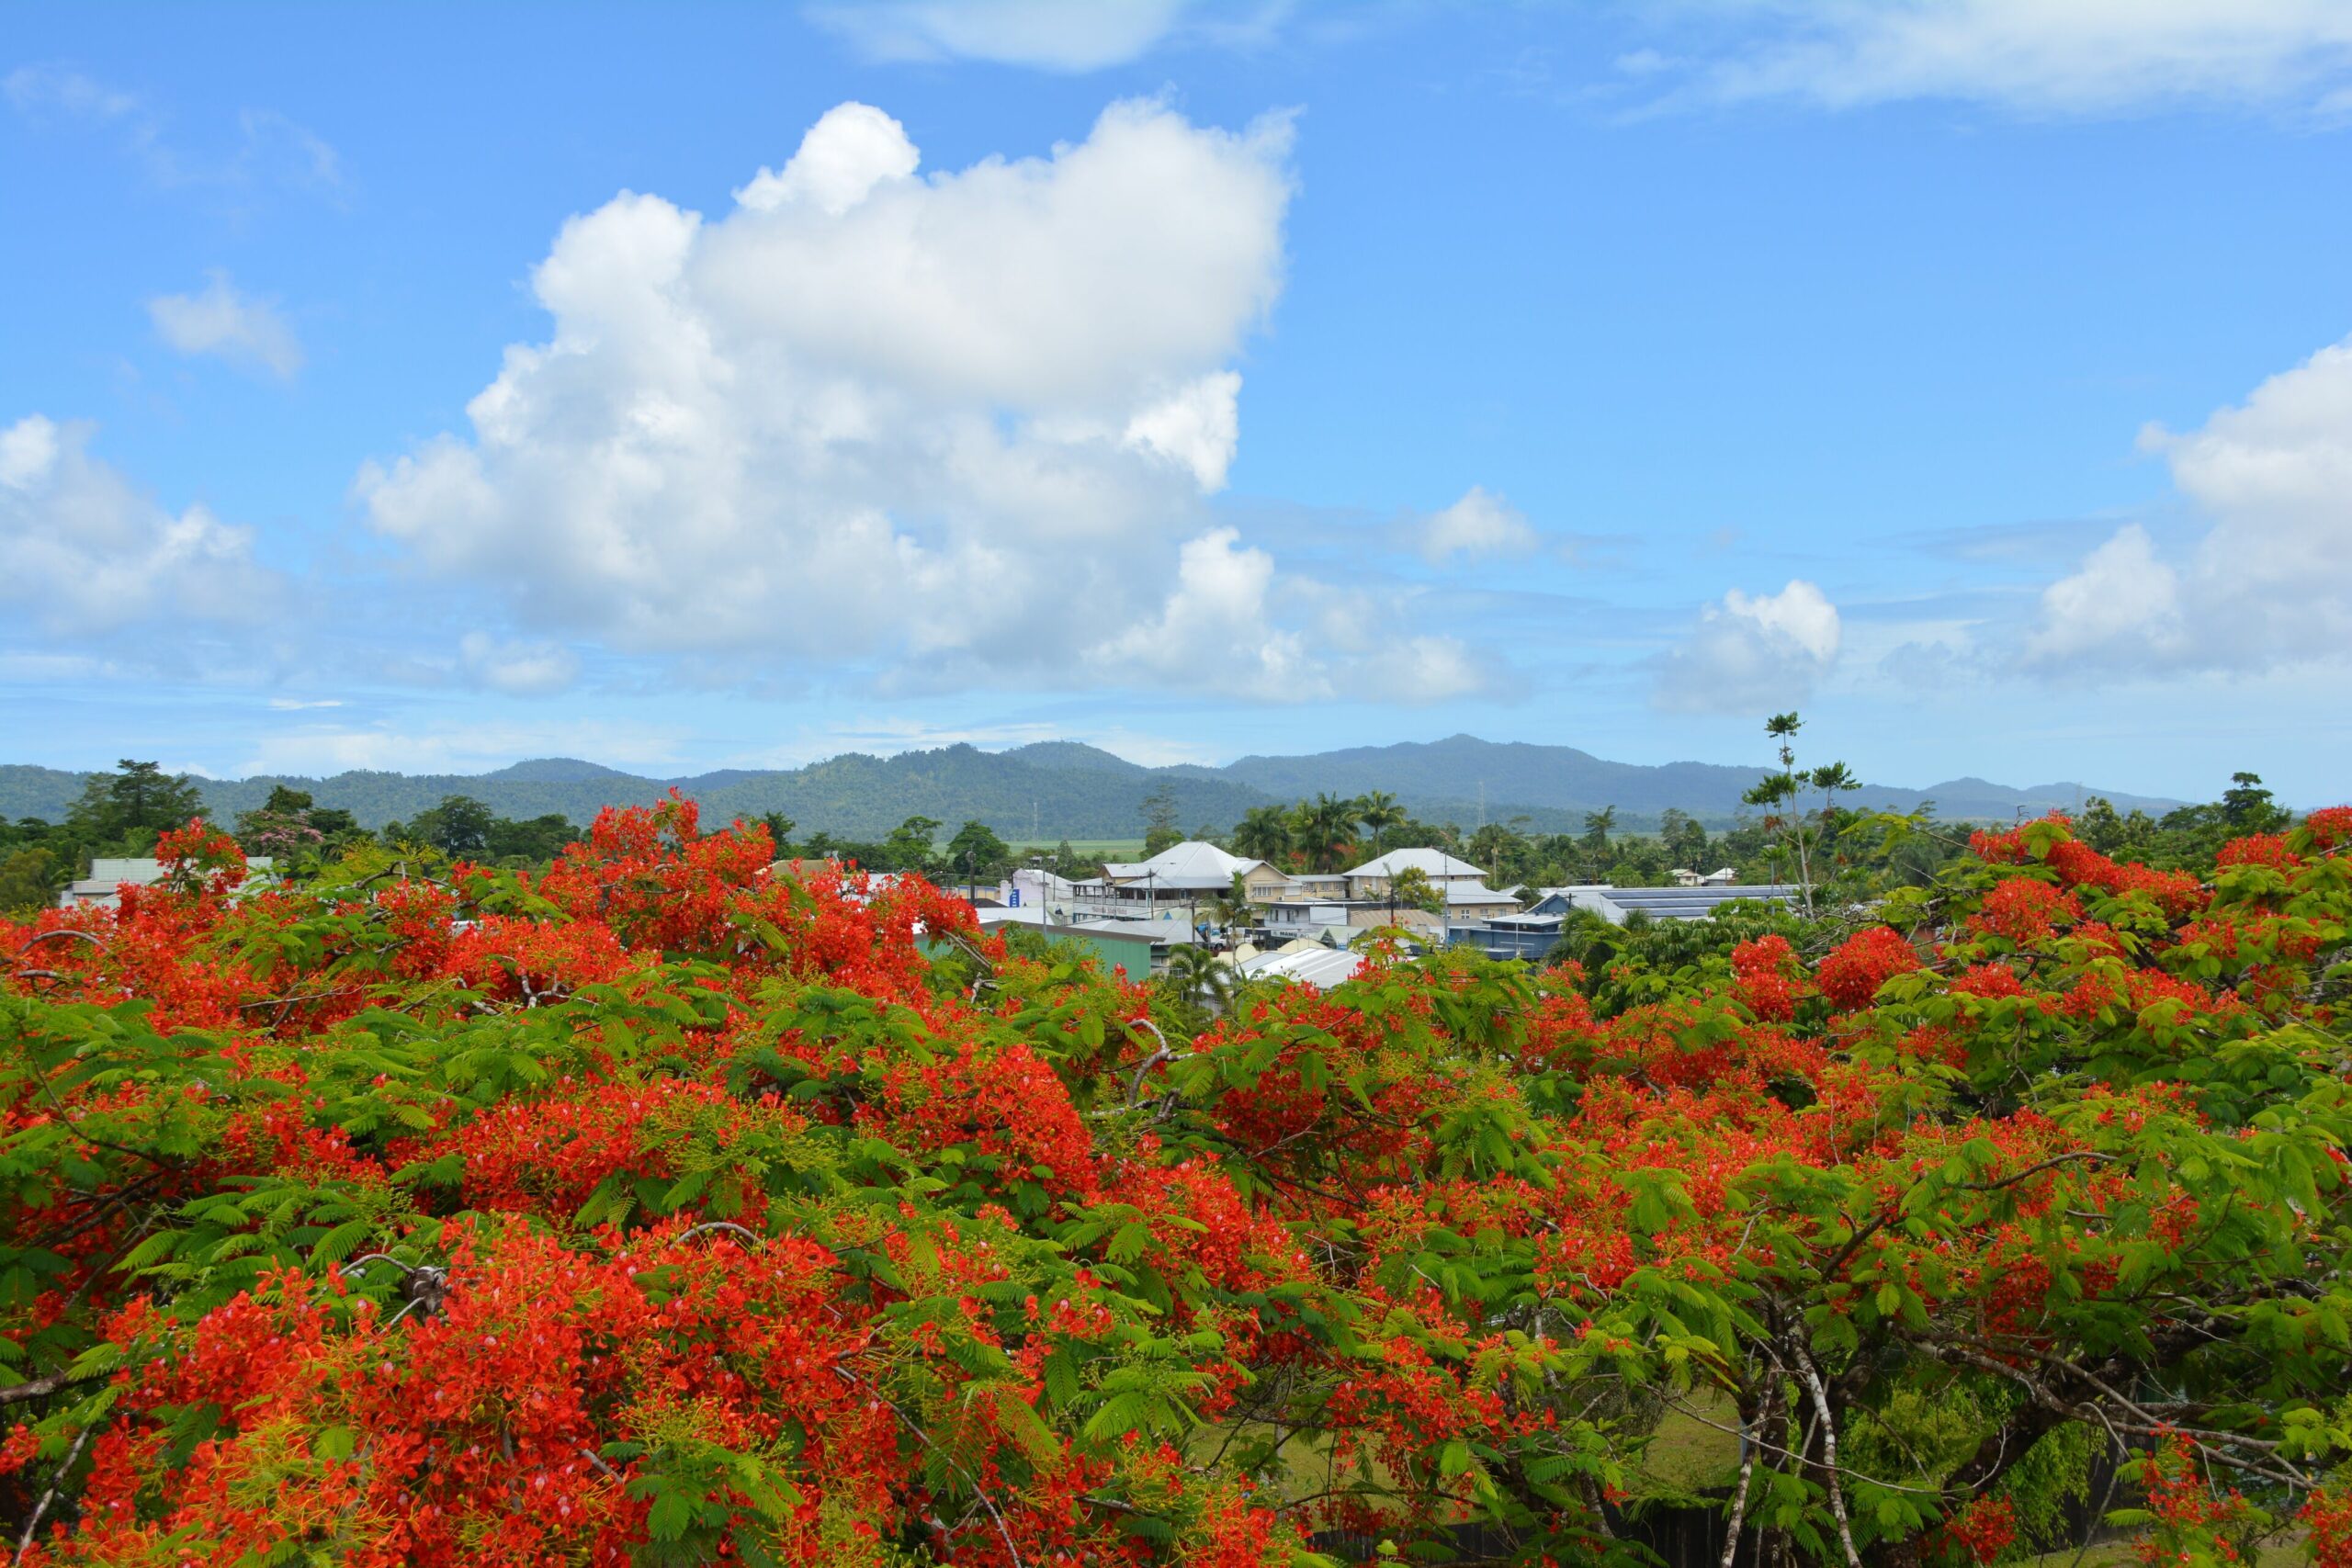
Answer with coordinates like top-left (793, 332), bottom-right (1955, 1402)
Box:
top-left (1816, 925), bottom-right (1921, 1010)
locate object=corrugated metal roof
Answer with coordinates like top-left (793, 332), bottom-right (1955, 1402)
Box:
top-left (975, 906), bottom-right (1056, 927)
top-left (1568, 884), bottom-right (1803, 923)
top-left (1345, 848), bottom-right (1487, 880)
top-left (1100, 840), bottom-right (1275, 889)
top-left (1063, 920), bottom-right (1162, 944)
top-left (1238, 945), bottom-right (1366, 992)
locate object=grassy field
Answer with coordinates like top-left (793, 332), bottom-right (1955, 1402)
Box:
top-left (1635, 1390), bottom-right (1743, 1498)
top-left (1008, 838), bottom-right (1145, 858)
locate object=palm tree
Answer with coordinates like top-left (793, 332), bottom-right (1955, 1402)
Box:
top-left (1210, 871), bottom-right (1256, 947)
top-left (1159, 943), bottom-right (1236, 1029)
top-left (1744, 711), bottom-right (1842, 915)
top-left (1467, 821), bottom-right (1523, 883)
top-left (1356, 790), bottom-right (1408, 852)
top-left (1302, 793), bottom-right (1364, 873)
top-left (1231, 804), bottom-right (1294, 865)
top-left (1810, 761), bottom-right (1860, 818)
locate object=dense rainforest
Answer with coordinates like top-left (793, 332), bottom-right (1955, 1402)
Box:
top-left (0, 793), bottom-right (2346, 1566)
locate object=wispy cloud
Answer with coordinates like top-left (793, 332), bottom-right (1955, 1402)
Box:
top-left (6, 62), bottom-right (345, 198)
top-left (236, 719), bottom-right (684, 780)
top-left (805, 0), bottom-right (1287, 72)
top-left (1411, 485), bottom-right (1539, 565)
top-left (147, 272), bottom-right (304, 379)
top-left (1633, 0), bottom-right (2352, 119)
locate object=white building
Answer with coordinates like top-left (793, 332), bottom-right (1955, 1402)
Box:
top-left (1070, 840), bottom-right (1288, 929)
top-left (1340, 848), bottom-right (1518, 923)
top-left (61, 856), bottom-right (277, 910)
top-left (1007, 867), bottom-right (1082, 921)
top-left (1341, 847), bottom-right (1488, 897)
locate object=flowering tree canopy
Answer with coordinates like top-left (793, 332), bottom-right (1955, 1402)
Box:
top-left (3, 796), bottom-right (2349, 1567)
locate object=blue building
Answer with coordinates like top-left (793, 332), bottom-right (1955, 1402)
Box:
top-left (1446, 882), bottom-right (1804, 962)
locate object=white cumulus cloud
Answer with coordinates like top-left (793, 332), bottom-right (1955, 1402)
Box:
top-left (1092, 527), bottom-right (1321, 699)
top-left (1672, 0), bottom-right (2352, 117)
top-left (1418, 485), bottom-right (1537, 564)
top-left (733, 102), bottom-right (919, 215)
top-left (2021, 524), bottom-right (2184, 668)
top-left (148, 272), bottom-right (304, 378)
top-left (0, 413), bottom-right (276, 636)
top-left (356, 99), bottom-right (1437, 705)
top-left (2024, 333), bottom-right (2352, 674)
top-left (806, 0), bottom-right (1193, 71)
top-left (1653, 579), bottom-right (1842, 712)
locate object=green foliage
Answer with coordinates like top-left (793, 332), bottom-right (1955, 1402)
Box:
top-left (944, 819), bottom-right (1014, 882)
top-left (66, 760), bottom-right (209, 842)
top-left (0, 846), bottom-right (64, 913)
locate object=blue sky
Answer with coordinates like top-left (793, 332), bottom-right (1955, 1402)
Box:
top-left (4, 1), bottom-right (2350, 804)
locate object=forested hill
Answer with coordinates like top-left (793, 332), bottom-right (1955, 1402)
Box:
top-left (0, 751), bottom-right (1268, 840)
top-left (1208, 735), bottom-right (2188, 827)
top-left (0, 737), bottom-right (2187, 840)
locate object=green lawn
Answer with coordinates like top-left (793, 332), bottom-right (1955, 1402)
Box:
top-left (1009, 838), bottom-right (1144, 858)
top-left (1636, 1388), bottom-right (1743, 1498)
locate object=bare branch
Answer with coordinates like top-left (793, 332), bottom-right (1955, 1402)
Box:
top-left (1790, 1337), bottom-right (1863, 1568)
top-left (15, 1422), bottom-right (93, 1562)
top-left (0, 1368), bottom-right (99, 1409)
top-left (673, 1221), bottom-right (762, 1247)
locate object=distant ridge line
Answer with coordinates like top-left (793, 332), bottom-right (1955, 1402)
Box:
top-left (0, 736), bottom-right (2188, 840)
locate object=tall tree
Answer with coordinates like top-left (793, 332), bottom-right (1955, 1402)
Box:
top-left (404, 795), bottom-right (496, 859)
top-left (755, 813), bottom-right (796, 856)
top-left (1659, 807), bottom-right (1708, 870)
top-left (881, 816), bottom-right (944, 874)
top-left (1740, 713), bottom-right (1858, 916)
top-left (1297, 793), bottom-right (1364, 873)
top-left (2222, 771), bottom-right (2287, 831)
top-left (944, 820), bottom-right (1013, 884)
top-left (1230, 805), bottom-right (1294, 865)
top-left (1139, 785), bottom-right (1182, 858)
top-left (66, 760), bottom-right (208, 844)
top-left (1579, 806), bottom-right (1617, 854)
top-left (1356, 790), bottom-right (1408, 852)
top-left (233, 788), bottom-right (328, 864)
top-left (1467, 821), bottom-right (1525, 886)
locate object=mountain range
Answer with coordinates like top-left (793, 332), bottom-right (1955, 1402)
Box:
top-left (0, 736), bottom-right (2188, 841)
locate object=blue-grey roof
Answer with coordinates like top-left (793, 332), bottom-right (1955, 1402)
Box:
top-left (1583, 885), bottom-right (1801, 921)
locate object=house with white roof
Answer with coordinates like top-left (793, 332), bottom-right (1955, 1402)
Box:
top-left (1339, 848), bottom-right (1518, 923)
top-left (60, 857), bottom-right (277, 911)
top-left (1070, 840), bottom-right (1289, 928)
top-left (1341, 847), bottom-right (1488, 898)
